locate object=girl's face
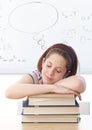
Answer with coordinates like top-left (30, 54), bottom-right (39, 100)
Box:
top-left (41, 53), bottom-right (67, 84)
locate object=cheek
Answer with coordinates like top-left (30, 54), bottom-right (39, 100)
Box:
top-left (42, 63), bottom-right (48, 72)
top-left (41, 66), bottom-right (47, 76)
top-left (55, 74), bottom-right (64, 81)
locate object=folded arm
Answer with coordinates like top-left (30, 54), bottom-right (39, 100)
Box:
top-left (53, 75), bottom-right (86, 100)
top-left (54, 75), bottom-right (86, 93)
top-left (5, 74), bottom-right (86, 100)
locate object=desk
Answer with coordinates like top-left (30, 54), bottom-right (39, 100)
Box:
top-left (0, 115), bottom-right (92, 130)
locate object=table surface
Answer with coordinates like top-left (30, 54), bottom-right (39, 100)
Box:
top-left (0, 115), bottom-right (92, 130)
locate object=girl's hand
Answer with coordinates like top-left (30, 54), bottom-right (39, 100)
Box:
top-left (53, 84), bottom-right (82, 100)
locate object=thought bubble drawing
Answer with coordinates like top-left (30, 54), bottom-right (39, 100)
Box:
top-left (8, 1), bottom-right (59, 50)
top-left (8, 1), bottom-right (59, 34)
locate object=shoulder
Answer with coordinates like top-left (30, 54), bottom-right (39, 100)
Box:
top-left (16, 74), bottom-right (34, 84)
top-left (28, 70), bottom-right (42, 84)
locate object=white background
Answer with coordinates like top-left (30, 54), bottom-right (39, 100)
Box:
top-left (0, 0), bottom-right (92, 73)
top-left (0, 0), bottom-right (91, 118)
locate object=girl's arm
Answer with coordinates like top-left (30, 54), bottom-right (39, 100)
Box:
top-left (54, 75), bottom-right (86, 93)
top-left (5, 74), bottom-right (54, 99)
top-left (53, 75), bottom-right (86, 100)
top-left (5, 75), bottom-right (86, 100)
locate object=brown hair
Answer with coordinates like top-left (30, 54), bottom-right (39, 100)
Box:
top-left (37, 43), bottom-right (78, 77)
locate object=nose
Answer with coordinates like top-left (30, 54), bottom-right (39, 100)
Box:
top-left (48, 68), bottom-right (54, 76)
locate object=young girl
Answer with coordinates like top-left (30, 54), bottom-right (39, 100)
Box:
top-left (5, 43), bottom-right (86, 100)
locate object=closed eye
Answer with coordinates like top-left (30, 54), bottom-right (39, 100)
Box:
top-left (56, 70), bottom-right (62, 73)
top-left (47, 65), bottom-right (51, 67)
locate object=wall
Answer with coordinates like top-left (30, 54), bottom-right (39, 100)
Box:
top-left (0, 0), bottom-right (92, 74)
top-left (0, 0), bottom-right (91, 116)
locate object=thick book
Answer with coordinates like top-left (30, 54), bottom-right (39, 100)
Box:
top-left (21, 114), bottom-right (80, 123)
top-left (22, 122), bottom-right (79, 130)
top-left (28, 93), bottom-right (75, 106)
top-left (22, 100), bottom-right (80, 115)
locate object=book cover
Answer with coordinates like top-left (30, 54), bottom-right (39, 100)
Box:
top-left (28, 93), bottom-right (75, 106)
top-left (22, 100), bottom-right (80, 115)
top-left (22, 122), bottom-right (79, 130)
top-left (28, 93), bottom-right (75, 98)
top-left (21, 114), bottom-right (80, 123)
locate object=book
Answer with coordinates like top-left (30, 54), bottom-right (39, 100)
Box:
top-left (22, 122), bottom-right (79, 130)
top-left (21, 114), bottom-right (80, 123)
top-left (22, 100), bottom-right (80, 115)
top-left (28, 93), bottom-right (75, 106)
top-left (28, 93), bottom-right (75, 98)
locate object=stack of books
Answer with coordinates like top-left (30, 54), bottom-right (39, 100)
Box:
top-left (21, 93), bottom-right (80, 130)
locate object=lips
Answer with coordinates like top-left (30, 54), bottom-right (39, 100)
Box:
top-left (45, 74), bottom-right (53, 81)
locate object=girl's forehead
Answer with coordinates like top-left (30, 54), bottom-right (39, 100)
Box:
top-left (46, 54), bottom-right (67, 67)
top-left (47, 53), bottom-right (66, 60)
